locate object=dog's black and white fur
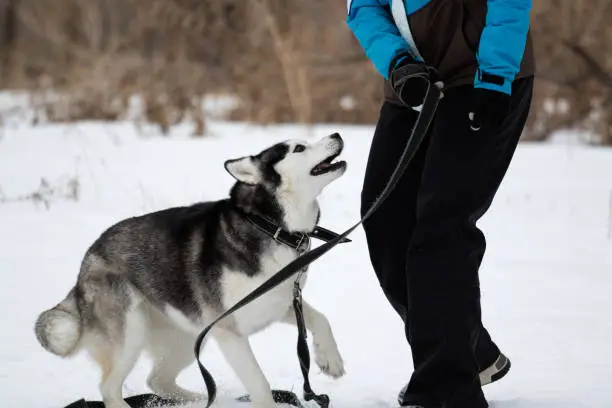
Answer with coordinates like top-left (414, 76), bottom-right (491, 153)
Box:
top-left (35, 133), bottom-right (347, 408)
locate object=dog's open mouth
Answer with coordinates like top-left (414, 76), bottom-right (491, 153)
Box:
top-left (310, 152), bottom-right (346, 176)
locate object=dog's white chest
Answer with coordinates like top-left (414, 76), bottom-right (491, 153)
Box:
top-left (220, 244), bottom-right (306, 335)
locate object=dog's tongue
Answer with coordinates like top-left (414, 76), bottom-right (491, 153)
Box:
top-left (317, 162), bottom-right (331, 170)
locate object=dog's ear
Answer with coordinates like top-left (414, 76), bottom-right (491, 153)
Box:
top-left (224, 156), bottom-right (261, 185)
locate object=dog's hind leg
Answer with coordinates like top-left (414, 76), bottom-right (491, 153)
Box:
top-left (97, 307), bottom-right (145, 408)
top-left (81, 277), bottom-right (146, 408)
top-left (144, 310), bottom-right (205, 402)
top-left (213, 328), bottom-right (275, 408)
top-left (281, 299), bottom-right (345, 379)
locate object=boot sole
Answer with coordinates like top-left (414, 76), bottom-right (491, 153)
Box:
top-left (479, 353), bottom-right (511, 386)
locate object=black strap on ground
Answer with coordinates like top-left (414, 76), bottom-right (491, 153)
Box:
top-left (194, 80), bottom-right (442, 408)
top-left (63, 393), bottom-right (180, 408)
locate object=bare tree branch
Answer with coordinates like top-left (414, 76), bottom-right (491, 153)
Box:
top-left (563, 41), bottom-right (612, 90)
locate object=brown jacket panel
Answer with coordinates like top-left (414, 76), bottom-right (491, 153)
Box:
top-left (384, 0), bottom-right (535, 104)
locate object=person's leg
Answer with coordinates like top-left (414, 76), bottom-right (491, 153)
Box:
top-left (361, 101), bottom-right (429, 323)
top-left (400, 76), bottom-right (534, 408)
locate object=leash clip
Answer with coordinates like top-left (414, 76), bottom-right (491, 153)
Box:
top-left (296, 234), bottom-right (309, 254)
top-left (293, 279), bottom-right (303, 301)
top-left (273, 227), bottom-right (281, 241)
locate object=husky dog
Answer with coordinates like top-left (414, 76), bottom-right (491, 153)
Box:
top-left (35, 133), bottom-right (347, 408)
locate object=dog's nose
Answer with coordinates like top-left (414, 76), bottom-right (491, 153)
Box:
top-left (330, 132), bottom-right (341, 141)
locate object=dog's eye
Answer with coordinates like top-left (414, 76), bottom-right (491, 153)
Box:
top-left (293, 144), bottom-right (306, 153)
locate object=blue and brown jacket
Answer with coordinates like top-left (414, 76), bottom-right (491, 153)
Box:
top-left (346, 0), bottom-right (535, 103)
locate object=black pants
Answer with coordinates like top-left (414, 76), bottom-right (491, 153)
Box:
top-left (361, 77), bottom-right (533, 408)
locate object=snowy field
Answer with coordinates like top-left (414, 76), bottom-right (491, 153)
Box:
top-left (0, 117), bottom-right (611, 408)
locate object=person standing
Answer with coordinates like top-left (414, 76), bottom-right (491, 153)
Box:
top-left (346, 0), bottom-right (535, 407)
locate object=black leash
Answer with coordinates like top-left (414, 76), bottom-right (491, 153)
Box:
top-left (194, 80), bottom-right (442, 408)
top-left (61, 80), bottom-right (441, 408)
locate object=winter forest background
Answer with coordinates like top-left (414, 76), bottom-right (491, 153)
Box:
top-left (1, 0), bottom-right (612, 144)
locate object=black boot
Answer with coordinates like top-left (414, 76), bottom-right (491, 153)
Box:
top-left (398, 351), bottom-right (512, 407)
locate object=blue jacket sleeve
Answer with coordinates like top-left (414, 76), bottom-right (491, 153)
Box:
top-left (474, 0), bottom-right (532, 95)
top-left (346, 0), bottom-right (416, 80)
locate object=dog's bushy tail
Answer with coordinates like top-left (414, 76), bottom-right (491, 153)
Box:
top-left (35, 287), bottom-right (82, 357)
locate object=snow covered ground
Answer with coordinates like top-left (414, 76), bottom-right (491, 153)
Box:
top-left (0, 118), bottom-right (611, 408)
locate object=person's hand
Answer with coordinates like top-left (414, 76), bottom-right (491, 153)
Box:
top-left (389, 55), bottom-right (441, 108)
top-left (468, 88), bottom-right (511, 132)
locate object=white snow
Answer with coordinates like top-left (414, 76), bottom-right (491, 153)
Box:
top-left (1, 118), bottom-right (611, 408)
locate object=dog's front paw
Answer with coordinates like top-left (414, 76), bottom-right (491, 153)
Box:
top-left (314, 342), bottom-right (345, 379)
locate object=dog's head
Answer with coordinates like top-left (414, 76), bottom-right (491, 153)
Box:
top-left (224, 133), bottom-right (347, 213)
